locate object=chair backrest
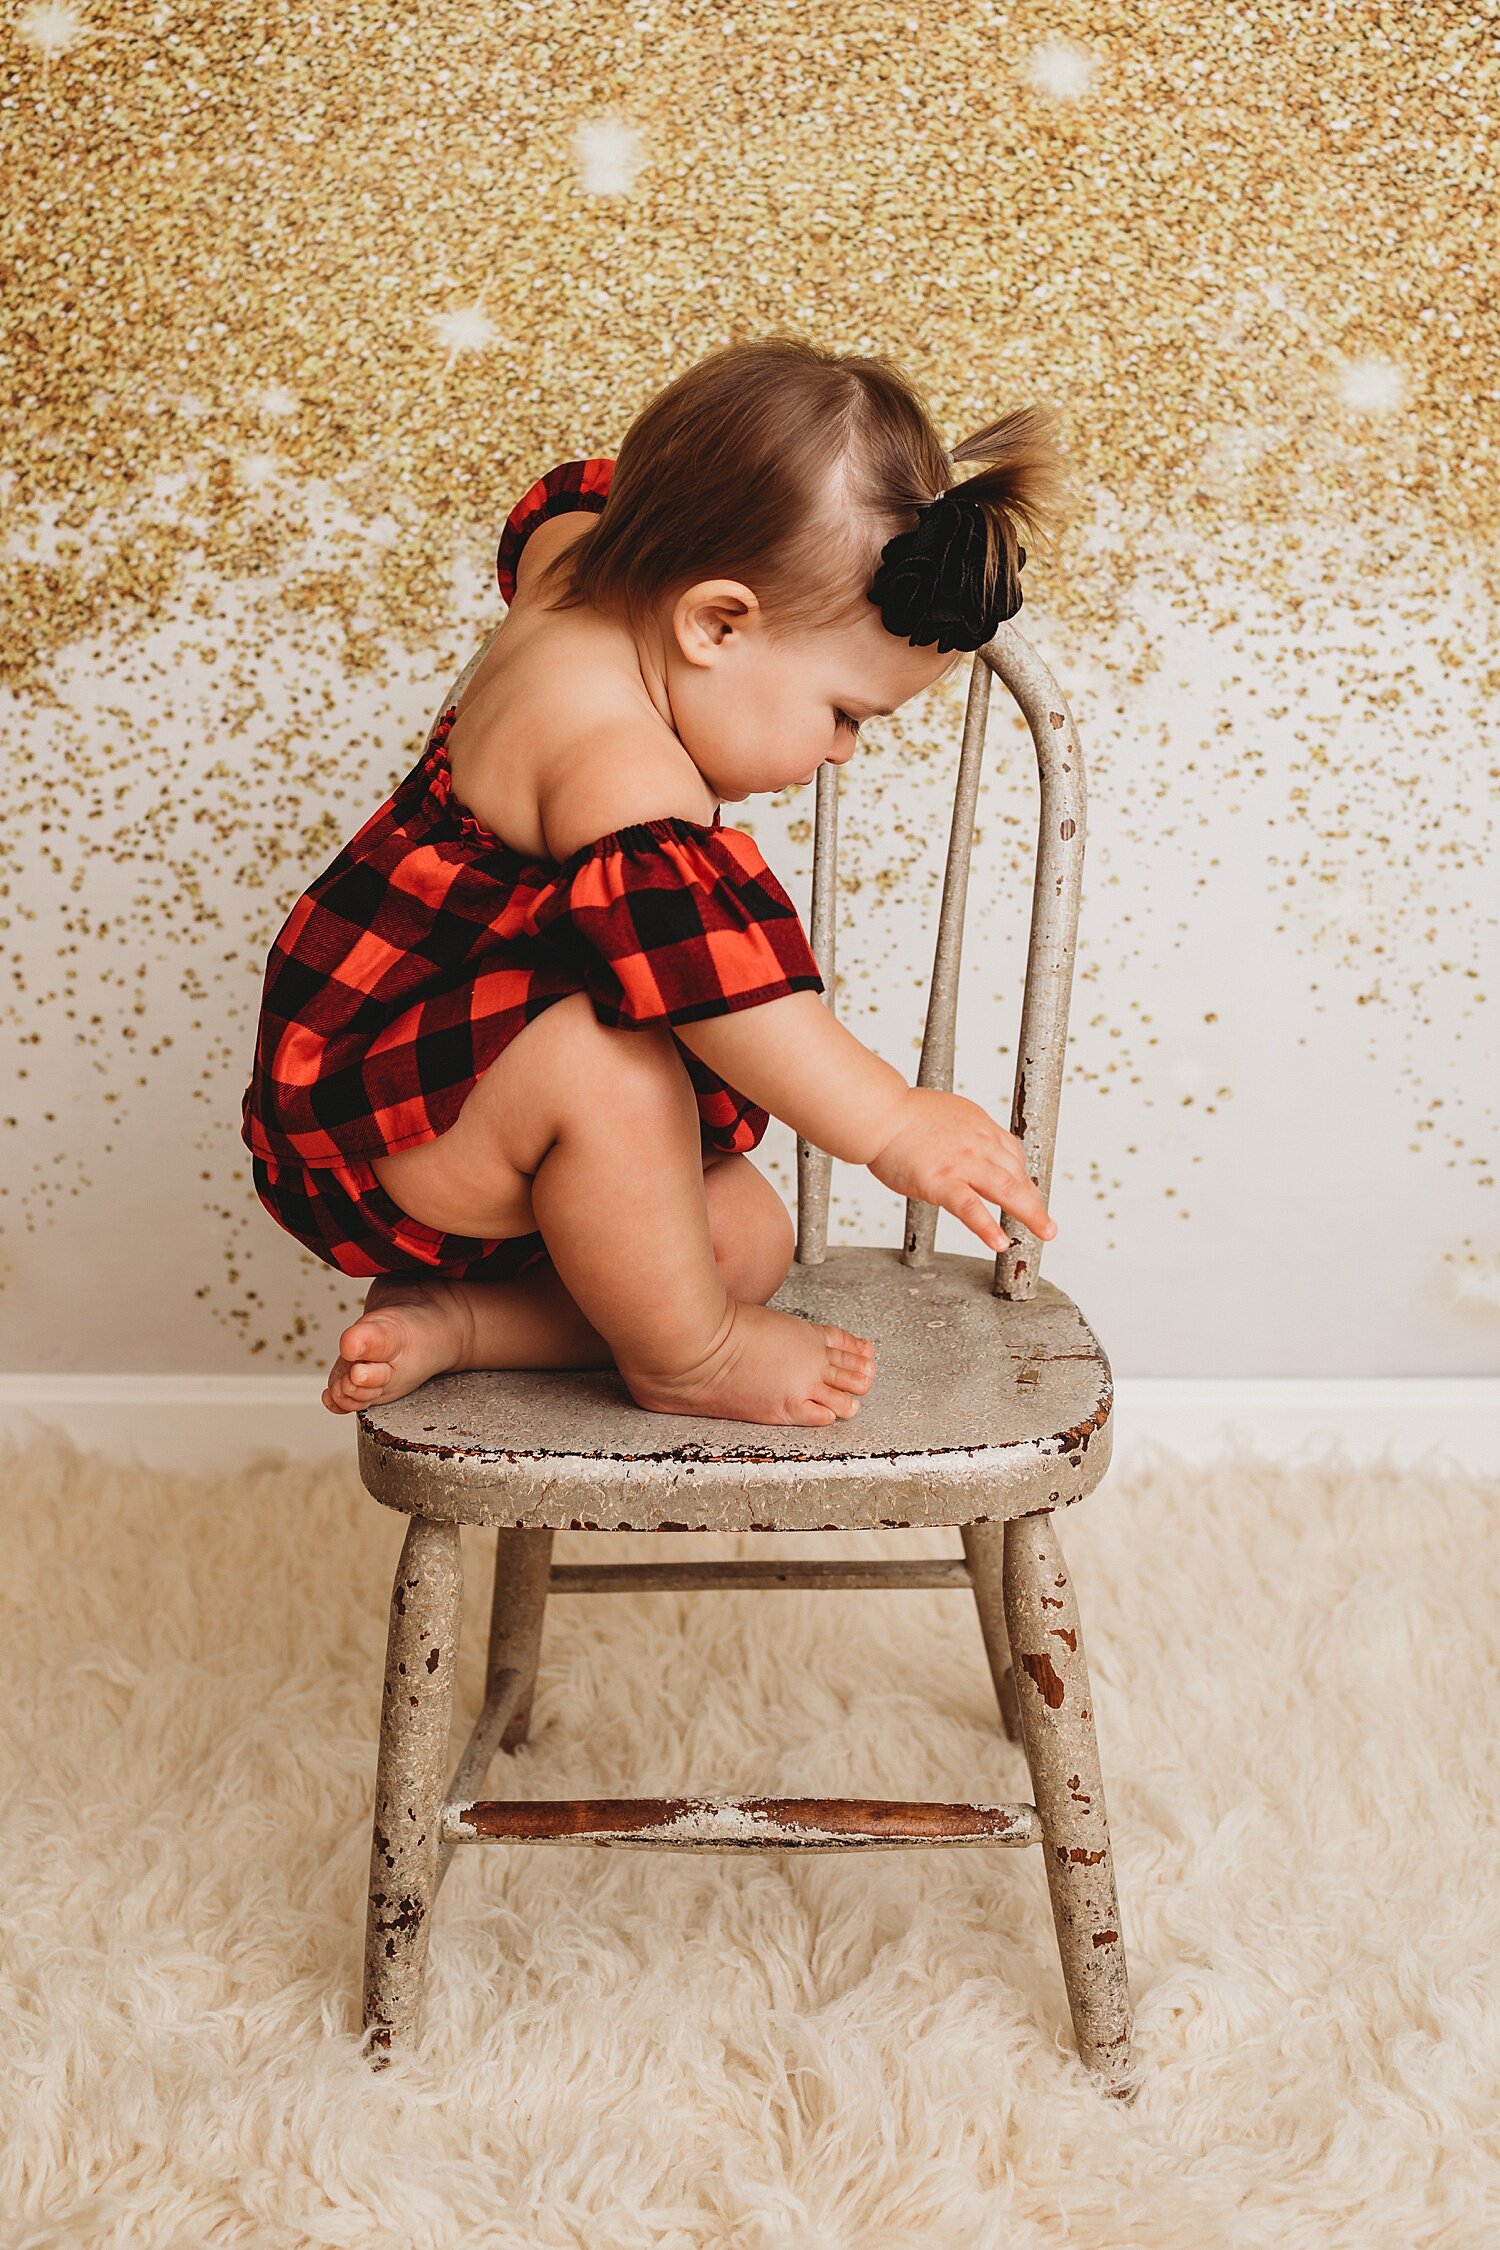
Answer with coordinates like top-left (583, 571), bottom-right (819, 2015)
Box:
top-left (429, 622), bottom-right (1086, 1307)
top-left (794, 625), bottom-right (1087, 1304)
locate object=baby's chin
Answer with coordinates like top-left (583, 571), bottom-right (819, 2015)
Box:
top-left (693, 759), bottom-right (813, 801)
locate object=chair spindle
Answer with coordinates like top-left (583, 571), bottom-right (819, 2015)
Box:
top-left (902, 656), bottom-right (995, 1269)
top-left (794, 759), bottom-right (841, 1264)
top-left (794, 630), bottom-right (1087, 1301)
top-left (981, 630), bottom-right (1088, 1303)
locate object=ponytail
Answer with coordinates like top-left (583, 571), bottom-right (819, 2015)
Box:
top-left (945, 405), bottom-right (1072, 615)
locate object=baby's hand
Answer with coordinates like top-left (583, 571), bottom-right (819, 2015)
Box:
top-left (867, 1087), bottom-right (1057, 1254)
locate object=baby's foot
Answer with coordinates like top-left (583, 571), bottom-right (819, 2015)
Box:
top-left (322, 1279), bottom-right (473, 1414)
top-left (617, 1299), bottom-right (875, 1428)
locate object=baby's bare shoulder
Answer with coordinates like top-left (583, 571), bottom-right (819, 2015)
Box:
top-left (448, 615), bottom-right (715, 861)
top-left (538, 727), bottom-right (717, 861)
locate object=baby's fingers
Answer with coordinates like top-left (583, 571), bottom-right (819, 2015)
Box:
top-left (947, 1189), bottom-right (1010, 1253)
top-left (994, 1123), bottom-right (1031, 1171)
top-left (980, 1161), bottom-right (1057, 1242)
top-left (948, 1185), bottom-right (1056, 1254)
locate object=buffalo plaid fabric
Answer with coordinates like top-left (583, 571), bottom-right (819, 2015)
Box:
top-left (249, 1150), bottom-right (553, 1285)
top-left (495, 452), bottom-right (613, 603)
top-left (241, 457), bottom-right (826, 1279)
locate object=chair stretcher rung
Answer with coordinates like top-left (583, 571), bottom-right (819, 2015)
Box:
top-left (548, 1559), bottom-right (971, 1593)
top-left (434, 1667), bottom-right (526, 1892)
top-left (440, 1795), bottom-right (1041, 1851)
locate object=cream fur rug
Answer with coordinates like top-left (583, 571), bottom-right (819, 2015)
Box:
top-left (1, 1427), bottom-right (1496, 2249)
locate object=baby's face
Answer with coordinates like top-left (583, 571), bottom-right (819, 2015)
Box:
top-left (659, 578), bottom-right (965, 801)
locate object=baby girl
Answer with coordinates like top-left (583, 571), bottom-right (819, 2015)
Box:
top-left (242, 337), bottom-right (1067, 1429)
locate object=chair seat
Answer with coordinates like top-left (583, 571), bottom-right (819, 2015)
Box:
top-left (355, 1245), bottom-right (1114, 1532)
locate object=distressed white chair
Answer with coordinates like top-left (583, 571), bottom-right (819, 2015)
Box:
top-left (354, 629), bottom-right (1135, 2095)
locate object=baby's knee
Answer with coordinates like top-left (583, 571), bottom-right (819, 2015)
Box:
top-left (707, 1157), bottom-right (796, 1302)
top-left (733, 1209), bottom-right (796, 1303)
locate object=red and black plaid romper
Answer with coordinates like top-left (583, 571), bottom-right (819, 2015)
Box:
top-left (241, 455), bottom-right (826, 1284)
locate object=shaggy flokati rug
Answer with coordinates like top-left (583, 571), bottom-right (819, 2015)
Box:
top-left (1, 1426), bottom-right (1496, 2248)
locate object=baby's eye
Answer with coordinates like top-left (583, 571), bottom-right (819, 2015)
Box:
top-left (834, 710), bottom-right (862, 736)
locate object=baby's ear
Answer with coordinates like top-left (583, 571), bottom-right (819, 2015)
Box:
top-left (673, 579), bottom-right (760, 659)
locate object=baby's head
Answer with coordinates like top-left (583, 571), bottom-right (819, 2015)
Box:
top-left (529, 335), bottom-right (1072, 800)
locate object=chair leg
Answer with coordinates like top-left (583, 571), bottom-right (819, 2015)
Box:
top-left (961, 1524), bottom-right (1023, 1741)
top-left (488, 1528), bottom-right (554, 1751)
top-left (363, 1513), bottom-right (463, 2064)
top-left (972, 1511), bottom-right (1135, 2095)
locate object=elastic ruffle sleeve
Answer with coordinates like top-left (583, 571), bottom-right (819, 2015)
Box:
top-left (496, 456), bottom-right (614, 604)
top-left (539, 816), bottom-right (825, 1030)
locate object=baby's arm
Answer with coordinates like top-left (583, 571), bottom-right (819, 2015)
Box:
top-left (533, 745), bottom-right (1053, 1250)
top-left (675, 994), bottom-right (1056, 1255)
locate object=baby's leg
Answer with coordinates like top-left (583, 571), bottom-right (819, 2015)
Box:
top-left (329, 993), bottom-right (874, 1428)
top-left (324, 1150), bottom-right (793, 1410)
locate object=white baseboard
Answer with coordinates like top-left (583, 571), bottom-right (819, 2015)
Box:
top-left (0, 1375), bottom-right (1495, 1478)
top-left (0, 1376), bottom-right (353, 1474)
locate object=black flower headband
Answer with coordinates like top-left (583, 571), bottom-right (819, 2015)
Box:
top-left (866, 488), bottom-right (1026, 653)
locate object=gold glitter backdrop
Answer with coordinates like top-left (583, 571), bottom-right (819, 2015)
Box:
top-left (2, 0), bottom-right (1497, 1372)
top-left (5, 0), bottom-right (1496, 668)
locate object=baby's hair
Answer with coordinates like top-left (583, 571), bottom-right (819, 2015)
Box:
top-left (527, 334), bottom-right (1072, 641)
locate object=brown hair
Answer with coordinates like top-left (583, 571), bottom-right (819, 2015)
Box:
top-left (528, 334), bottom-right (1072, 641)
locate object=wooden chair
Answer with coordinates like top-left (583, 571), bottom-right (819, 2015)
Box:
top-left (354, 628), bottom-right (1135, 2095)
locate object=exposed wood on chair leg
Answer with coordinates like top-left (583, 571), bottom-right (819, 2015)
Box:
top-left (363, 1514), bottom-right (463, 2065)
top-left (433, 1666), bottom-right (529, 1894)
top-left (961, 1522), bottom-right (1023, 1742)
top-left (997, 1662), bottom-right (1023, 1743)
top-left (488, 1528), bottom-right (553, 1751)
top-left (997, 1513), bottom-right (1136, 2096)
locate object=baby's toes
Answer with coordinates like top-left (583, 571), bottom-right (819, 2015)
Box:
top-left (813, 1380), bottom-right (862, 1420)
top-left (322, 1358), bottom-right (357, 1414)
top-left (822, 1329), bottom-right (875, 1382)
top-left (800, 1394), bottom-right (839, 1426)
top-left (345, 1358), bottom-right (392, 1401)
top-left (338, 1313), bottom-right (393, 1365)
top-left (324, 1355), bottom-right (391, 1413)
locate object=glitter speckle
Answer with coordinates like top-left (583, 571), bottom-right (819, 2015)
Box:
top-left (1021, 38), bottom-right (1101, 101)
top-left (426, 300), bottom-right (503, 366)
top-left (235, 449), bottom-right (284, 493)
top-left (1336, 356), bottom-right (1411, 417)
top-left (253, 383), bottom-right (300, 421)
top-left (16, 2), bottom-right (91, 64)
top-left (1443, 1254), bottom-right (1500, 1318)
top-left (572, 113), bottom-right (647, 196)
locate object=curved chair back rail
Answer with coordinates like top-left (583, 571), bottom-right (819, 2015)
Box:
top-left (794, 628), bottom-right (1086, 1301)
